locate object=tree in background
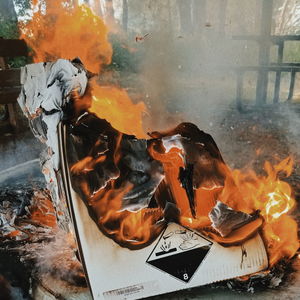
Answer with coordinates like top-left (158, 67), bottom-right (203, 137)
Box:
top-left (192, 0), bottom-right (206, 35)
top-left (122, 0), bottom-right (128, 32)
top-left (0, 0), bottom-right (17, 21)
top-left (104, 0), bottom-right (117, 28)
top-left (274, 0), bottom-right (300, 35)
top-left (176, 0), bottom-right (192, 34)
top-left (93, 0), bottom-right (104, 17)
top-left (218, 0), bottom-right (227, 36)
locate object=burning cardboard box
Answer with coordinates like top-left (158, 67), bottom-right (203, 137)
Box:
top-left (12, 2), bottom-right (298, 299)
top-left (16, 58), bottom-right (299, 300)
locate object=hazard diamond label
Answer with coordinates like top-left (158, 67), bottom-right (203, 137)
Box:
top-left (146, 223), bottom-right (212, 283)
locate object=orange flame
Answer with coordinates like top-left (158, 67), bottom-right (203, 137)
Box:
top-left (150, 139), bottom-right (298, 265)
top-left (219, 156), bottom-right (299, 266)
top-left (77, 178), bottom-right (164, 248)
top-left (20, 0), bottom-right (298, 266)
top-left (89, 81), bottom-right (146, 138)
top-left (19, 0), bottom-right (146, 137)
top-left (19, 0), bottom-right (112, 73)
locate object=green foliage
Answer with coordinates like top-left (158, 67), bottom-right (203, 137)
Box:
top-left (283, 42), bottom-right (300, 63)
top-left (107, 34), bottom-right (141, 73)
top-left (0, 20), bottom-right (19, 39)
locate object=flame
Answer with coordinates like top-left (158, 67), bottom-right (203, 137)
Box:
top-left (89, 81), bottom-right (146, 137)
top-left (19, 0), bottom-right (146, 138)
top-left (19, 0), bottom-right (112, 73)
top-left (150, 138), bottom-right (298, 265)
top-left (19, 0), bottom-right (298, 266)
top-left (219, 156), bottom-right (299, 266)
top-left (29, 190), bottom-right (57, 228)
top-left (78, 179), bottom-right (164, 249)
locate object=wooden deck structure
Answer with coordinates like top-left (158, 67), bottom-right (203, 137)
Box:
top-left (234, 0), bottom-right (300, 108)
top-left (0, 38), bottom-right (27, 132)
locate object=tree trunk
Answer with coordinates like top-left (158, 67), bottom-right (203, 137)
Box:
top-left (122, 0), bottom-right (128, 32)
top-left (218, 0), bottom-right (228, 36)
top-left (0, 0), bottom-right (18, 21)
top-left (167, 0), bottom-right (173, 34)
top-left (176, 0), bottom-right (193, 34)
top-left (254, 0), bottom-right (262, 33)
top-left (192, 0), bottom-right (206, 34)
top-left (93, 0), bottom-right (103, 17)
top-left (104, 0), bottom-right (116, 27)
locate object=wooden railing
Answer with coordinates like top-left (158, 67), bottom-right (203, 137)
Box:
top-left (233, 33), bottom-right (300, 107)
top-left (0, 38), bottom-right (28, 132)
top-left (235, 63), bottom-right (300, 109)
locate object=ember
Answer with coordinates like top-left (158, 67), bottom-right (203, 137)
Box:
top-left (0, 181), bottom-right (87, 298)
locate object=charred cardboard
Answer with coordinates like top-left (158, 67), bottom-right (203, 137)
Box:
top-left (58, 123), bottom-right (268, 300)
top-left (18, 60), bottom-right (268, 299)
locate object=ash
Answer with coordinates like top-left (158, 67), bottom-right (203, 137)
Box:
top-left (0, 182), bottom-right (86, 299)
top-left (211, 257), bottom-right (298, 293)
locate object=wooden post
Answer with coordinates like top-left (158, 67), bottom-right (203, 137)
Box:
top-left (177, 0), bottom-right (193, 34)
top-left (273, 41), bottom-right (284, 103)
top-left (287, 70), bottom-right (296, 102)
top-left (218, 0), bottom-right (228, 37)
top-left (192, 0), bottom-right (206, 35)
top-left (255, 0), bottom-right (273, 105)
top-left (122, 0), bottom-right (128, 32)
top-left (0, 55), bottom-right (18, 133)
top-left (236, 70), bottom-right (244, 110)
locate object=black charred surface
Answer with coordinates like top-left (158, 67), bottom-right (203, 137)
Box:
top-left (0, 251), bottom-right (31, 300)
top-left (66, 112), bottom-right (166, 249)
top-left (66, 114), bottom-right (228, 249)
top-left (67, 112), bottom-right (164, 212)
top-left (149, 122), bottom-right (228, 190)
top-left (179, 163), bottom-right (196, 218)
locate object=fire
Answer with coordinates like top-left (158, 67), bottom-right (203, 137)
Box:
top-left (19, 0), bottom-right (298, 267)
top-left (19, 1), bottom-right (112, 73)
top-left (89, 81), bottom-right (146, 137)
top-left (148, 137), bottom-right (298, 266)
top-left (219, 156), bottom-right (299, 266)
top-left (76, 178), bottom-right (164, 249)
top-left (19, 0), bottom-right (146, 138)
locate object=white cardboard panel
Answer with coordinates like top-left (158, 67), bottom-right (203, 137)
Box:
top-left (69, 189), bottom-right (268, 300)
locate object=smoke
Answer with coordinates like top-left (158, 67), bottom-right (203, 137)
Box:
top-left (123, 0), bottom-right (260, 135)
top-left (34, 229), bottom-right (86, 287)
top-left (117, 0), bottom-right (300, 167)
top-left (0, 132), bottom-right (44, 173)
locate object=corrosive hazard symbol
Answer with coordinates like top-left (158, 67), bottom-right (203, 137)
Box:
top-left (146, 223), bottom-right (212, 283)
